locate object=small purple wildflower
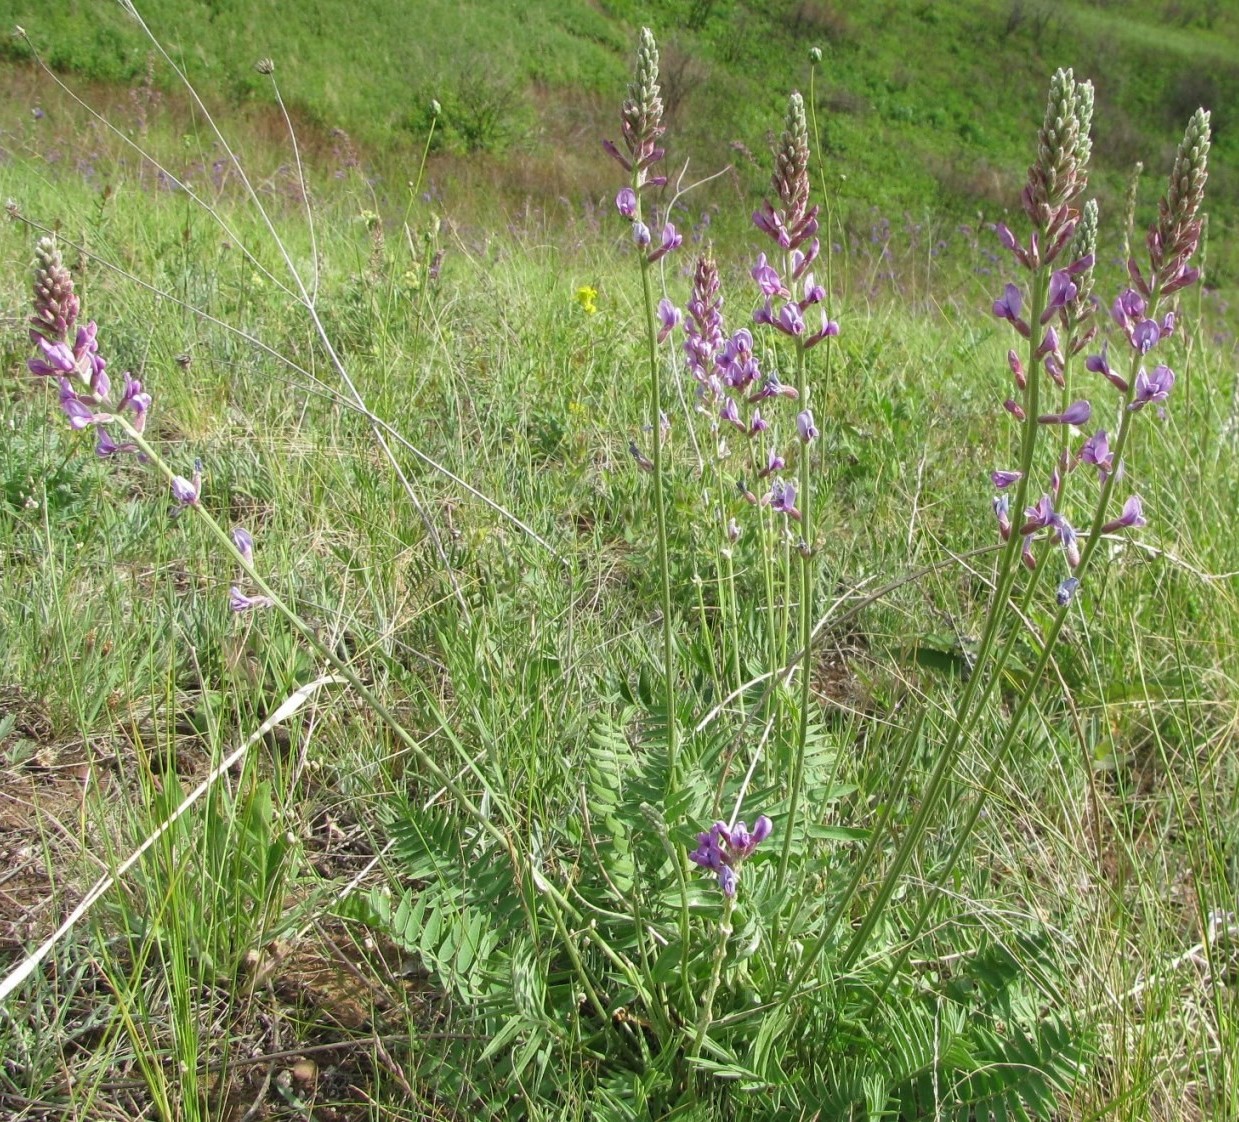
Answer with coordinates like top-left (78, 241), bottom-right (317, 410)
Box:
top-left (1004, 398), bottom-right (1026, 422)
top-left (631, 222), bottom-right (651, 249)
top-left (992, 283), bottom-right (1030, 337)
top-left (1020, 494), bottom-right (1055, 535)
top-left (1085, 344), bottom-right (1128, 393)
top-left (991, 470), bottom-right (1023, 489)
top-left (171, 462), bottom-right (202, 507)
top-left (804, 311), bottom-right (839, 349)
top-left (232, 527), bottom-right (255, 566)
top-left (616, 187), bottom-right (637, 218)
top-left (688, 816), bottom-right (773, 897)
top-left (993, 494), bottom-right (1012, 541)
top-left (1057, 577), bottom-right (1080, 606)
top-left (230, 587), bottom-right (275, 613)
top-left (796, 409), bottom-right (818, 443)
top-left (720, 396), bottom-right (746, 433)
top-left (1037, 400), bottom-right (1091, 426)
top-left (1021, 535), bottom-right (1038, 571)
top-left (1129, 365), bottom-right (1175, 412)
top-left (657, 298), bottom-right (681, 343)
top-left (748, 372), bottom-right (799, 403)
top-left (1053, 514), bottom-right (1081, 568)
top-left (1078, 430), bottom-right (1113, 479)
top-left (1101, 495), bottom-right (1147, 533)
top-left (756, 445), bottom-right (785, 479)
top-left (1043, 270), bottom-right (1078, 321)
top-left (1130, 318), bottom-right (1161, 355)
top-left (647, 222), bottom-right (682, 264)
top-left (767, 479), bottom-right (801, 520)
top-left (776, 302), bottom-right (805, 337)
top-left (751, 253), bottom-right (787, 297)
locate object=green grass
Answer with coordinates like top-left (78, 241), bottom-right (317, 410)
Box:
top-left (0, 8), bottom-right (1237, 1122)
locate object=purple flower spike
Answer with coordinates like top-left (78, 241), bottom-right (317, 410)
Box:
top-left (1129, 365), bottom-right (1175, 412)
top-left (688, 814), bottom-right (771, 898)
top-left (1038, 400), bottom-right (1091, 426)
top-left (1102, 495), bottom-right (1147, 533)
top-left (991, 469), bottom-right (1023, 489)
top-left (796, 409), bottom-right (818, 443)
top-left (657, 298), bottom-right (681, 343)
top-left (647, 222), bottom-right (682, 263)
top-left (615, 187), bottom-right (637, 218)
top-left (230, 587), bottom-right (274, 613)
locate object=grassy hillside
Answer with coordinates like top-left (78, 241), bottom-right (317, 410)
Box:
top-left (1, 0), bottom-right (1238, 280)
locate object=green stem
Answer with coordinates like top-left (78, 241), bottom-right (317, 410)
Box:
top-left (638, 254), bottom-right (679, 780)
top-left (691, 892), bottom-right (736, 1059)
top-left (802, 268), bottom-right (1050, 985)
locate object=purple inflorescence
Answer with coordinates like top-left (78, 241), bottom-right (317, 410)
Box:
top-left (688, 815), bottom-right (773, 897)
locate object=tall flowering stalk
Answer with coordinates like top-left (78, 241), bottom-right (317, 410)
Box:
top-left (820, 88), bottom-right (1212, 999)
top-left (749, 92), bottom-right (837, 882)
top-left (606, 29), bottom-right (683, 774)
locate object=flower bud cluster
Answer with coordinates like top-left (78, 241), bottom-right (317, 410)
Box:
top-left (752, 93), bottom-right (820, 253)
top-left (603, 28), bottom-right (668, 192)
top-left (1132, 108), bottom-right (1211, 297)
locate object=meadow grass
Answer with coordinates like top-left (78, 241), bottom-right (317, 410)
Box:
top-left (0, 11), bottom-right (1238, 1122)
